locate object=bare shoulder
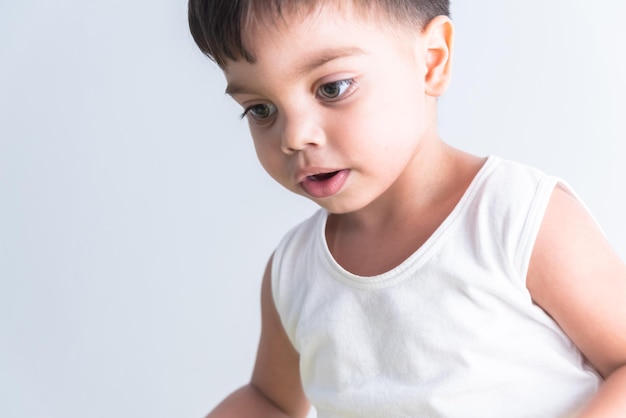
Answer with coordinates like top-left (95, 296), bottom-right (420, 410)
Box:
top-left (250, 256), bottom-right (310, 416)
top-left (527, 184), bottom-right (626, 378)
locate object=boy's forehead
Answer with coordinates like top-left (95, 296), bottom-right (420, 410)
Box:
top-left (238, 1), bottom-right (415, 64)
top-left (241, 0), bottom-right (413, 42)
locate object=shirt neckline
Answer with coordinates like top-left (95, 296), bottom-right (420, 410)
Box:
top-left (316, 155), bottom-right (500, 289)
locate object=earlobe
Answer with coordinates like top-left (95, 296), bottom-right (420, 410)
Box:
top-left (422, 16), bottom-right (454, 97)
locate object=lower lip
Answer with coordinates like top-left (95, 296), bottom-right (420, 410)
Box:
top-left (300, 169), bottom-right (350, 199)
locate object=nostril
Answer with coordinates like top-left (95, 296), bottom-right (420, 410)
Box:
top-left (280, 120), bottom-right (326, 156)
top-left (281, 143), bottom-right (296, 155)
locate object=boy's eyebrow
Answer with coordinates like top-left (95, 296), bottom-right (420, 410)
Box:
top-left (293, 46), bottom-right (366, 77)
top-left (225, 46), bottom-right (366, 96)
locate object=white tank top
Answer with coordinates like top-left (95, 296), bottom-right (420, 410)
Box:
top-left (272, 156), bottom-right (602, 418)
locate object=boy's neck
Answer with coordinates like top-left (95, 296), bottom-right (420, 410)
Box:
top-left (325, 141), bottom-right (485, 276)
top-left (332, 138), bottom-right (470, 230)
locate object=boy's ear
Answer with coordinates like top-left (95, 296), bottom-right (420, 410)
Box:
top-left (421, 16), bottom-right (454, 97)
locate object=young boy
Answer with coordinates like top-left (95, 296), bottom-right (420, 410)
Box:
top-left (188, 0), bottom-right (626, 416)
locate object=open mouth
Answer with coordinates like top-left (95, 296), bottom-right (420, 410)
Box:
top-left (308, 171), bottom-right (340, 182)
top-left (300, 169), bottom-right (349, 199)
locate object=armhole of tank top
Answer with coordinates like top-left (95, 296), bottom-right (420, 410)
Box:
top-left (270, 249), bottom-right (280, 314)
top-left (515, 175), bottom-right (559, 284)
top-left (270, 247), bottom-right (301, 349)
top-left (269, 250), bottom-right (279, 316)
top-left (515, 176), bottom-right (606, 285)
top-left (269, 212), bottom-right (324, 350)
top-left (270, 239), bottom-right (295, 346)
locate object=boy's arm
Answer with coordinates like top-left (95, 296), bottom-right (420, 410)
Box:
top-left (527, 185), bottom-right (626, 417)
top-left (207, 257), bottom-right (310, 417)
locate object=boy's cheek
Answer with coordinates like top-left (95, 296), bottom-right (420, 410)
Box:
top-left (253, 146), bottom-right (285, 178)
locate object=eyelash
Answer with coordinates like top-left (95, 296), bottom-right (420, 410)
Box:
top-left (239, 104), bottom-right (276, 122)
top-left (240, 78), bottom-right (357, 124)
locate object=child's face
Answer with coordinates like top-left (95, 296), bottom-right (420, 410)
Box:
top-left (225, 3), bottom-right (446, 214)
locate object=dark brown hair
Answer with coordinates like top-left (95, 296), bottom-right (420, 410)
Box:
top-left (188, 0), bottom-right (450, 68)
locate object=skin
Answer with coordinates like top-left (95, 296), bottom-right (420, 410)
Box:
top-left (208, 2), bottom-right (626, 417)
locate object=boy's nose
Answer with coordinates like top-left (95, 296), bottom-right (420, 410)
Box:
top-left (280, 114), bottom-right (326, 155)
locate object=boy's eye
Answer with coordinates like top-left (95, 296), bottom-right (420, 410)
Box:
top-left (317, 79), bottom-right (354, 100)
top-left (241, 103), bottom-right (277, 120)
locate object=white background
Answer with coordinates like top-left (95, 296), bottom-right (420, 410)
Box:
top-left (1, 1), bottom-right (625, 417)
